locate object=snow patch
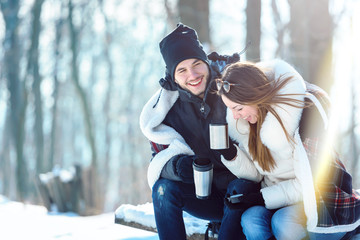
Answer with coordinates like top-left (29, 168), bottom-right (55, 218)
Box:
top-left (115, 202), bottom-right (210, 236)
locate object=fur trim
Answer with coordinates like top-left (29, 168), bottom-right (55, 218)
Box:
top-left (147, 138), bottom-right (194, 188)
top-left (140, 88), bottom-right (194, 188)
top-left (305, 93), bottom-right (329, 130)
top-left (293, 131), bottom-right (318, 230)
top-left (257, 59), bottom-right (306, 152)
top-left (140, 88), bottom-right (180, 144)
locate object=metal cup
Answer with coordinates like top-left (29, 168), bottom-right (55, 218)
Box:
top-left (193, 158), bottom-right (213, 199)
top-left (209, 123), bottom-right (229, 150)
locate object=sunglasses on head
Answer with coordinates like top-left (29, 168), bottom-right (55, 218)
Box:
top-left (216, 79), bottom-right (241, 93)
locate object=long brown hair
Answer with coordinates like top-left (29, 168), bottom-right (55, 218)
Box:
top-left (218, 61), bottom-right (307, 171)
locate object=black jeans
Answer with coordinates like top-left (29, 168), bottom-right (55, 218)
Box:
top-left (218, 178), bottom-right (261, 240)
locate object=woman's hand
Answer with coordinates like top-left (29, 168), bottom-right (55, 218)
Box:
top-left (225, 191), bottom-right (265, 210)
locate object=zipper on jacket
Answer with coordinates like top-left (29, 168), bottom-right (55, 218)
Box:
top-left (200, 102), bottom-right (205, 113)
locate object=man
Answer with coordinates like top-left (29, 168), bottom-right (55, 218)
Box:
top-left (139, 23), bottom-right (257, 240)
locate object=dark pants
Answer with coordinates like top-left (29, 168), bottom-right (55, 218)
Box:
top-left (152, 178), bottom-right (259, 240)
top-left (218, 178), bottom-right (261, 240)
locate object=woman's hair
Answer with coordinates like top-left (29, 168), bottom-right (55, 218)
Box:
top-left (218, 61), bottom-right (307, 171)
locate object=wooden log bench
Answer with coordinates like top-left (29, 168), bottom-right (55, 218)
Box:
top-left (114, 202), bottom-right (217, 240)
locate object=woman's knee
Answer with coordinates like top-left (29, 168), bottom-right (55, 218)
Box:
top-left (271, 206), bottom-right (307, 240)
top-left (241, 206), bottom-right (265, 228)
top-left (241, 206), bottom-right (273, 240)
top-left (271, 211), bottom-right (283, 232)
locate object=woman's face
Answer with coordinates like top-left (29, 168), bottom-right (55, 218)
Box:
top-left (221, 95), bottom-right (258, 124)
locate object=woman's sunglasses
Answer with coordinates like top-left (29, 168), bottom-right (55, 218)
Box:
top-left (216, 79), bottom-right (241, 93)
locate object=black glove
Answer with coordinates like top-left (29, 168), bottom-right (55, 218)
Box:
top-left (175, 156), bottom-right (194, 184)
top-left (207, 52), bottom-right (240, 64)
top-left (159, 69), bottom-right (177, 91)
top-left (216, 139), bottom-right (237, 160)
top-left (224, 191), bottom-right (265, 210)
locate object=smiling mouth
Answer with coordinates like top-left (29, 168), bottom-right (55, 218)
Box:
top-left (188, 77), bottom-right (202, 86)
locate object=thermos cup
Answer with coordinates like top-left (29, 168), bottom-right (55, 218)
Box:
top-left (209, 123), bottom-right (229, 150)
top-left (193, 158), bottom-right (213, 199)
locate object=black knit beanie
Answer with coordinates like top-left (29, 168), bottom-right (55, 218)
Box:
top-left (159, 23), bottom-right (208, 81)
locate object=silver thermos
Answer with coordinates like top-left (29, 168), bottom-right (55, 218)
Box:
top-left (209, 123), bottom-right (229, 150)
top-left (193, 158), bottom-right (213, 199)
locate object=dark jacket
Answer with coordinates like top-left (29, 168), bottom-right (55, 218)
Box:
top-left (140, 52), bottom-right (240, 192)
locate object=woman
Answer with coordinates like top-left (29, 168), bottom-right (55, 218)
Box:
top-left (216, 60), bottom-right (360, 240)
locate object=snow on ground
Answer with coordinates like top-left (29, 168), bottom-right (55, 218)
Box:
top-left (0, 195), bottom-right (159, 240)
top-left (2, 195), bottom-right (359, 240)
top-left (0, 195), bottom-right (207, 240)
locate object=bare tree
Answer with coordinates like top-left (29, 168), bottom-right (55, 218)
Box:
top-left (0, 0), bottom-right (28, 201)
top-left (246, 0), bottom-right (261, 61)
top-left (98, 0), bottom-right (114, 208)
top-left (287, 0), bottom-right (334, 92)
top-left (48, 15), bottom-right (64, 170)
top-left (178, 0), bottom-right (210, 46)
top-left (271, 0), bottom-right (286, 57)
top-left (164, 0), bottom-right (178, 28)
top-left (27, 0), bottom-right (46, 174)
top-left (67, 0), bottom-right (97, 169)
top-left (68, 0), bottom-right (101, 214)
top-left (0, 112), bottom-right (12, 196)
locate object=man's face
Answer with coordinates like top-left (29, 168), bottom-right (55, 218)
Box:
top-left (174, 58), bottom-right (209, 98)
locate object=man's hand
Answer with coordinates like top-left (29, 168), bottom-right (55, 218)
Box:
top-left (175, 156), bottom-right (194, 184)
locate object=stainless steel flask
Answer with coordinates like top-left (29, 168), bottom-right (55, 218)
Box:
top-left (209, 123), bottom-right (229, 150)
top-left (193, 158), bottom-right (213, 199)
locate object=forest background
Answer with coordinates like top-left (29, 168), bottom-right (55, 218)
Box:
top-left (1, 0), bottom-right (359, 215)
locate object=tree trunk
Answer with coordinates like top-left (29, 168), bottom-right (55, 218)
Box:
top-left (178, 0), bottom-right (210, 47)
top-left (0, 111), bottom-right (12, 197)
top-left (246, 0), bottom-right (261, 61)
top-left (288, 0), bottom-right (333, 92)
top-left (1, 0), bottom-right (28, 201)
top-left (98, 0), bottom-right (114, 210)
top-left (271, 0), bottom-right (285, 57)
top-left (28, 0), bottom-right (46, 174)
top-left (68, 0), bottom-right (97, 168)
top-left (68, 0), bottom-right (99, 212)
top-left (49, 18), bottom-right (64, 169)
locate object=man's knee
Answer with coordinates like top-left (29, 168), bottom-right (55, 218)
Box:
top-left (152, 178), bottom-right (181, 207)
top-left (152, 179), bottom-right (166, 198)
top-left (226, 178), bottom-right (260, 194)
